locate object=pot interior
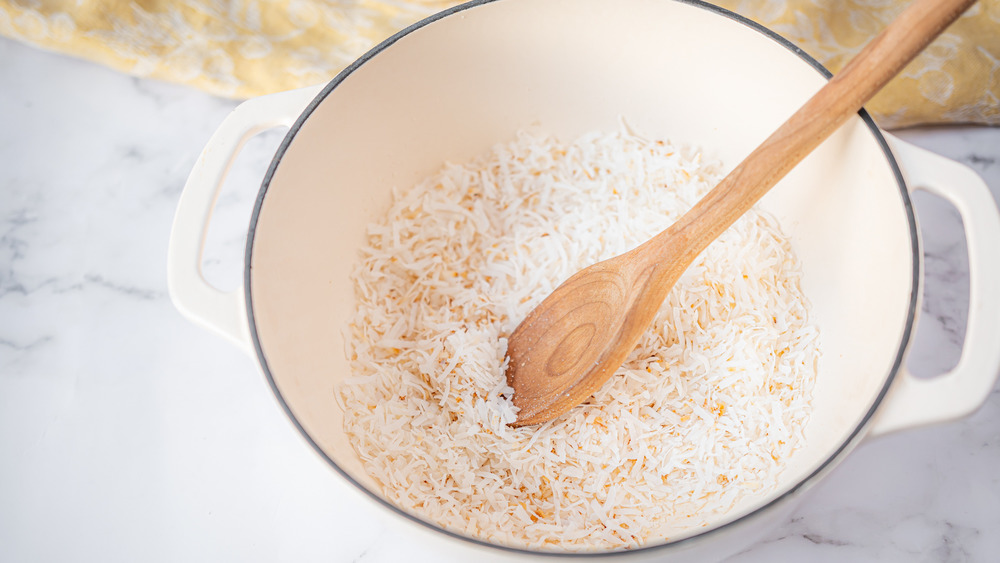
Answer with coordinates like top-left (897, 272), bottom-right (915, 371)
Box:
top-left (248, 0), bottom-right (915, 549)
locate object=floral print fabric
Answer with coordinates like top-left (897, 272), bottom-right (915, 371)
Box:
top-left (1, 0), bottom-right (997, 127)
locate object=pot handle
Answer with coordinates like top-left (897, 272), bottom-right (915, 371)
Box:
top-left (869, 135), bottom-right (1000, 436)
top-left (167, 85), bottom-right (324, 355)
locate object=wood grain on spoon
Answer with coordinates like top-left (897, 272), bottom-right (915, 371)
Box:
top-left (506, 0), bottom-right (977, 427)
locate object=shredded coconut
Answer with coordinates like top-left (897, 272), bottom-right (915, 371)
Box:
top-left (339, 127), bottom-right (819, 551)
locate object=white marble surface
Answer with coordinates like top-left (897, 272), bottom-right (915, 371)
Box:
top-left (1, 35), bottom-right (999, 562)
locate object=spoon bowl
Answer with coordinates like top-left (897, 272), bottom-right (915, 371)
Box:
top-left (508, 232), bottom-right (690, 425)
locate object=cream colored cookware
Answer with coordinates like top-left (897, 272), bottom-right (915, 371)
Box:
top-left (168, 0), bottom-right (1000, 560)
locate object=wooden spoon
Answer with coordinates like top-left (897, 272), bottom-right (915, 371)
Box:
top-left (506, 0), bottom-right (977, 427)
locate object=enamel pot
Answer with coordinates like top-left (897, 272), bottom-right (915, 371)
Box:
top-left (168, 0), bottom-right (1000, 559)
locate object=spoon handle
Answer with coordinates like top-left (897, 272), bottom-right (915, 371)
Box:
top-left (656, 0), bottom-right (976, 263)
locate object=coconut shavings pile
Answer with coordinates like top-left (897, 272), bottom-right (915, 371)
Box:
top-left (338, 128), bottom-right (819, 551)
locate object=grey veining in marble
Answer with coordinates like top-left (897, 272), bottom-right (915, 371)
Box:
top-left (1, 35), bottom-right (998, 563)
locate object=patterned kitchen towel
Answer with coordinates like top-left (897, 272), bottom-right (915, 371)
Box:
top-left (1, 0), bottom-right (997, 128)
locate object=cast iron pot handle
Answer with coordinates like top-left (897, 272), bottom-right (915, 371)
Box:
top-left (870, 135), bottom-right (1000, 436)
top-left (167, 85), bottom-right (324, 355)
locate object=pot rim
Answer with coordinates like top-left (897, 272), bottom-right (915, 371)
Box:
top-left (243, 0), bottom-right (920, 556)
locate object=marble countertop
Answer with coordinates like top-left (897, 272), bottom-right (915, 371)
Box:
top-left (2, 36), bottom-right (999, 562)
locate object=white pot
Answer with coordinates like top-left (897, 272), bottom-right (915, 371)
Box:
top-left (168, 0), bottom-right (1000, 559)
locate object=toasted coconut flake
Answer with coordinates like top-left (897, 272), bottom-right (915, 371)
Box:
top-left (341, 128), bottom-right (819, 551)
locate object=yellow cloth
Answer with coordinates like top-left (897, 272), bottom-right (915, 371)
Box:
top-left (1, 0), bottom-right (997, 128)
